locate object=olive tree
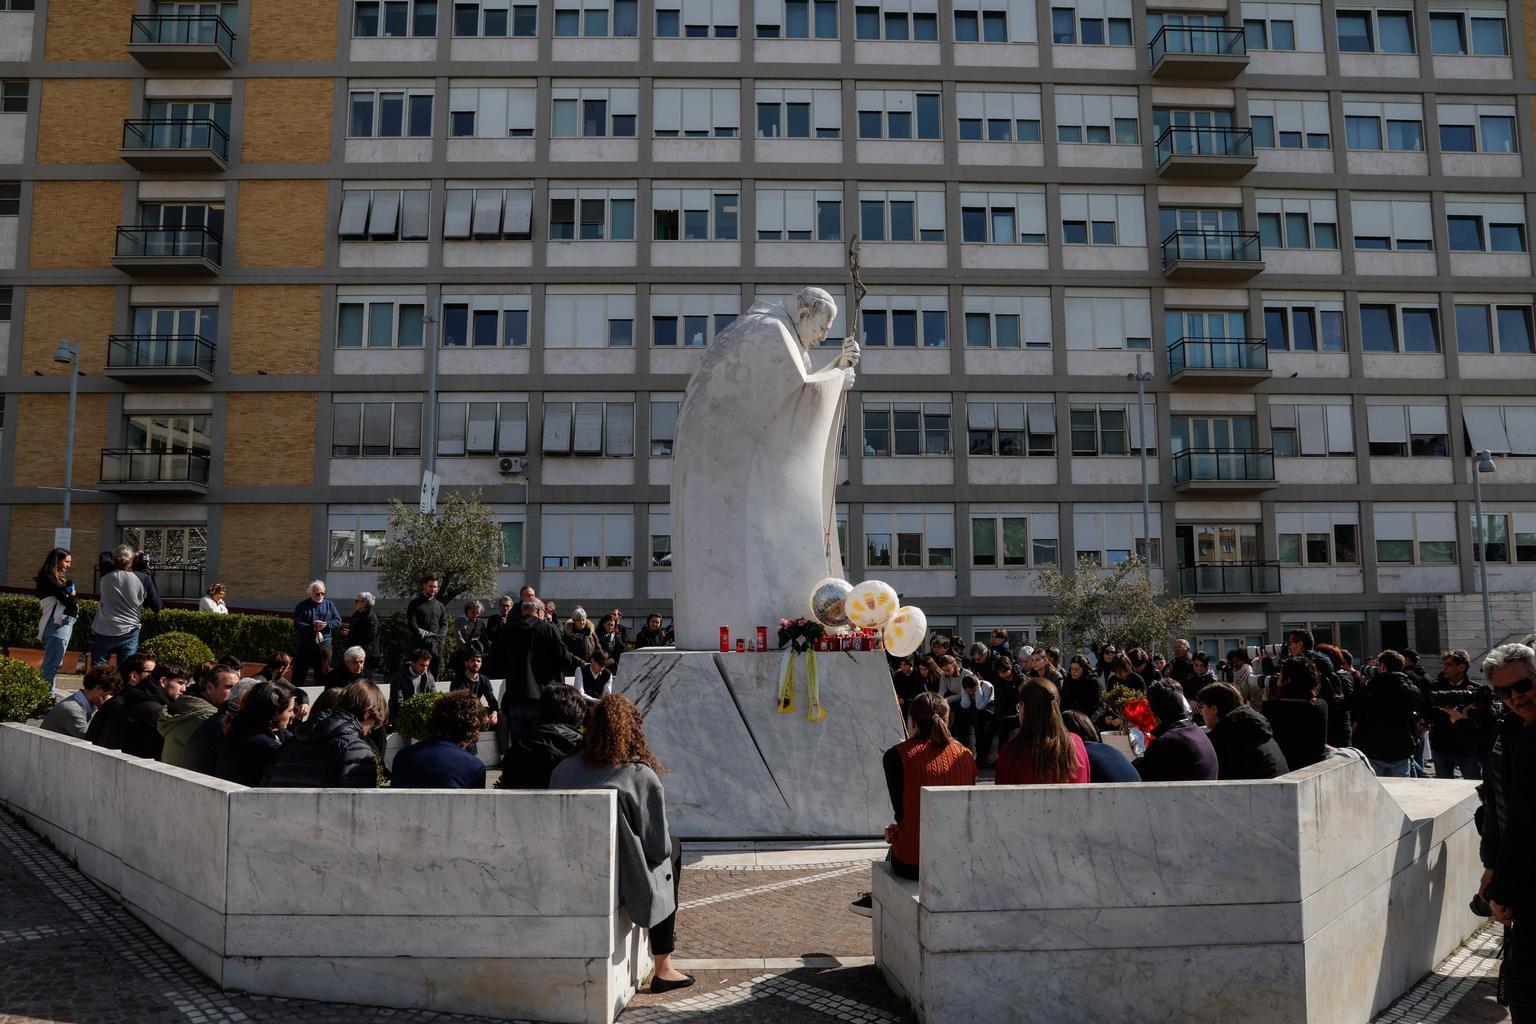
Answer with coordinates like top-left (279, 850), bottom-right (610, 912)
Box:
top-left (1037, 556), bottom-right (1195, 657)
top-left (375, 492), bottom-right (502, 606)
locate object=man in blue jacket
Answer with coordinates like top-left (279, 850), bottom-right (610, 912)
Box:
top-left (292, 580), bottom-right (343, 686)
top-left (391, 690), bottom-right (486, 789)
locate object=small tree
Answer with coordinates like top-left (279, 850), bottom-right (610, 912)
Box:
top-left (375, 491), bottom-right (501, 606)
top-left (1037, 556), bottom-right (1195, 656)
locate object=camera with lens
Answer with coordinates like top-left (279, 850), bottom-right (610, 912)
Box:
top-left (1427, 684), bottom-right (1496, 710)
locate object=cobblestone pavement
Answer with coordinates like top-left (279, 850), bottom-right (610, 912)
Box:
top-left (0, 808), bottom-right (1514, 1024)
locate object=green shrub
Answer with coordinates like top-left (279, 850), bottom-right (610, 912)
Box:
top-left (394, 690), bottom-right (443, 740)
top-left (143, 631), bottom-right (215, 668)
top-left (0, 657), bottom-right (54, 722)
top-left (0, 595), bottom-right (292, 663)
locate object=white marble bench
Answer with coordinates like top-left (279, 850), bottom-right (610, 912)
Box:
top-left (872, 758), bottom-right (1483, 1024)
top-left (0, 723), bottom-right (647, 1024)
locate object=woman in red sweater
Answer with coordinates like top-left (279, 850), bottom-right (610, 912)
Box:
top-left (995, 677), bottom-right (1091, 786)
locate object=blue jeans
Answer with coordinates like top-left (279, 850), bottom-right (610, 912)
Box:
top-left (1370, 757), bottom-right (1413, 778)
top-left (1432, 746), bottom-right (1482, 780)
top-left (503, 700), bottom-right (541, 745)
top-left (91, 630), bottom-right (139, 669)
top-left (40, 617), bottom-right (76, 685)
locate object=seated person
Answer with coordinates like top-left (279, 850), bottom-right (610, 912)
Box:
top-left (41, 665), bottom-right (121, 739)
top-left (323, 646), bottom-right (368, 690)
top-left (498, 684), bottom-right (588, 789)
top-left (1060, 710), bottom-right (1141, 782)
top-left (390, 690), bottom-right (487, 789)
top-left (448, 651), bottom-right (500, 727)
top-left (1133, 681), bottom-right (1218, 782)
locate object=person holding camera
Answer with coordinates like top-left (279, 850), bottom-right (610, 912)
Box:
top-left (1350, 650), bottom-right (1425, 778)
top-left (1475, 643), bottom-right (1536, 1022)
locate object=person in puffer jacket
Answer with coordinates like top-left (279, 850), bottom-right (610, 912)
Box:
top-left (1198, 681), bottom-right (1289, 780)
top-left (262, 681), bottom-right (386, 788)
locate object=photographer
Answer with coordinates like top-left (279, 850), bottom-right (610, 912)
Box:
top-left (1349, 650), bottom-right (1424, 778)
top-left (1475, 643), bottom-right (1536, 1022)
top-left (1426, 650), bottom-right (1485, 780)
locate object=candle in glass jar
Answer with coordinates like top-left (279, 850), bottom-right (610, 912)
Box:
top-left (719, 627), bottom-right (729, 653)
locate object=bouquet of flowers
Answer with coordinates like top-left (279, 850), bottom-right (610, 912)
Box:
top-left (777, 617), bottom-right (826, 653)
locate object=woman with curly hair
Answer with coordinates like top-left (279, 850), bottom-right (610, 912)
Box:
top-left (390, 690), bottom-right (487, 789)
top-left (550, 694), bottom-right (693, 994)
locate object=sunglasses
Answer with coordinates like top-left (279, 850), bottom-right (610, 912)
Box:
top-left (1493, 676), bottom-right (1534, 699)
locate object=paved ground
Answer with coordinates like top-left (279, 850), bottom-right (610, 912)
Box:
top-left (0, 807), bottom-right (1514, 1024)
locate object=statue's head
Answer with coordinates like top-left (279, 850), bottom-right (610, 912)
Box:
top-left (787, 287), bottom-right (837, 350)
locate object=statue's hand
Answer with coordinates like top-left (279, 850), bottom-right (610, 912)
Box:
top-left (841, 336), bottom-right (861, 368)
top-left (841, 367), bottom-right (856, 391)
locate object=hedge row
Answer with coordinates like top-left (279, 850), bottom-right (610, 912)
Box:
top-left (0, 595), bottom-right (293, 663)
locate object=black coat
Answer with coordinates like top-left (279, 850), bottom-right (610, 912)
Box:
top-left (216, 728), bottom-right (284, 787)
top-left (1061, 671), bottom-right (1105, 718)
top-left (262, 710), bottom-right (378, 788)
top-left (1208, 705), bottom-right (1290, 780)
top-left (387, 667), bottom-right (436, 722)
top-left (497, 723), bottom-right (584, 789)
top-left (494, 616), bottom-right (584, 702)
top-left (1479, 715), bottom-right (1536, 913)
top-left (405, 594), bottom-right (448, 655)
top-left (348, 608), bottom-right (382, 668)
top-left (1166, 657), bottom-right (1196, 687)
top-left (1264, 698), bottom-right (1330, 770)
top-left (182, 705), bottom-right (231, 776)
top-left (1350, 671), bottom-right (1424, 762)
top-left (89, 679), bottom-right (171, 759)
top-left (1134, 718), bottom-right (1219, 782)
top-left (450, 673), bottom-right (501, 713)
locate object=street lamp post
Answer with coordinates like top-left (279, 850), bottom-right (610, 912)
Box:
top-left (53, 339), bottom-right (80, 539)
top-left (1472, 450), bottom-right (1497, 656)
top-left (1127, 354), bottom-right (1154, 578)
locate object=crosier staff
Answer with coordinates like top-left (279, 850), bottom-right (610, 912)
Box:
top-left (822, 238), bottom-right (865, 574)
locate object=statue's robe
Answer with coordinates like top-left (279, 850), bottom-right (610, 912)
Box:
top-left (671, 301), bottom-right (846, 649)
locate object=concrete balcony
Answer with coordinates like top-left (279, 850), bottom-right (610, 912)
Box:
top-left (1154, 126), bottom-right (1257, 179)
top-left (1166, 338), bottom-right (1272, 384)
top-left (98, 449), bottom-right (211, 495)
top-left (1161, 230), bottom-right (1263, 280)
top-left (119, 118), bottom-right (228, 171)
top-left (1176, 561), bottom-right (1282, 601)
top-left (127, 14), bottom-right (236, 68)
top-left (105, 334), bottom-right (216, 382)
top-left (1149, 25), bottom-right (1249, 78)
top-left (1171, 448), bottom-right (1276, 492)
top-left (112, 226), bottom-right (222, 276)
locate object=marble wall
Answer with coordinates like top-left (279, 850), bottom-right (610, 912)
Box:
top-left (873, 759), bottom-right (1483, 1024)
top-left (0, 724), bottom-right (646, 1024)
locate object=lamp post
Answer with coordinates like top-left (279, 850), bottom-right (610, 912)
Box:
top-left (1127, 354), bottom-right (1154, 578)
top-left (1472, 449), bottom-right (1497, 656)
top-left (53, 339), bottom-right (80, 541)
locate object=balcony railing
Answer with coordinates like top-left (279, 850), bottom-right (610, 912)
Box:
top-left (100, 449), bottom-right (211, 487)
top-left (107, 334), bottom-right (216, 374)
top-left (129, 14), bottom-right (236, 65)
top-left (114, 226), bottom-right (223, 267)
top-left (1177, 562), bottom-right (1281, 596)
top-left (1149, 25), bottom-right (1248, 62)
top-left (1161, 229), bottom-right (1262, 267)
top-left (1155, 125), bottom-right (1255, 164)
top-left (1171, 448), bottom-right (1275, 484)
top-left (1167, 338), bottom-right (1269, 375)
top-left (121, 118), bottom-right (230, 160)
top-left (92, 566), bottom-right (206, 601)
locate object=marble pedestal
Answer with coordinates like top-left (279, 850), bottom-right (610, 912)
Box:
top-left (617, 649), bottom-right (905, 838)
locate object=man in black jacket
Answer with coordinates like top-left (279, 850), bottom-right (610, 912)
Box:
top-left (1476, 643), bottom-right (1536, 1023)
top-left (89, 660), bottom-right (189, 759)
top-left (1428, 650), bottom-right (1482, 779)
top-left (1165, 639), bottom-right (1196, 688)
top-left (405, 574), bottom-right (448, 676)
top-left (493, 599), bottom-right (586, 744)
top-left (1351, 650), bottom-right (1424, 777)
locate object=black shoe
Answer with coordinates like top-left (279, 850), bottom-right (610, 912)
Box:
top-left (850, 891), bottom-right (873, 917)
top-left (650, 974), bottom-right (696, 994)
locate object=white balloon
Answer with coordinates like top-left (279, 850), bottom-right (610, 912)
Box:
top-left (883, 606), bottom-right (928, 658)
top-left (808, 577), bottom-right (854, 628)
top-left (846, 580), bottom-right (900, 629)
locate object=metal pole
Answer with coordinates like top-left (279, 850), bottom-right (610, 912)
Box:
top-left (61, 342), bottom-right (79, 531)
top-left (421, 313), bottom-right (438, 479)
top-left (1473, 452), bottom-right (1493, 655)
top-left (1133, 353), bottom-right (1151, 578)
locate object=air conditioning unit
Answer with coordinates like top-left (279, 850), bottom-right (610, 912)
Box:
top-left (498, 457), bottom-right (526, 476)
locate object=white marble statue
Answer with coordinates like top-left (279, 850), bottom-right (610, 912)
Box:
top-left (671, 287), bottom-right (860, 649)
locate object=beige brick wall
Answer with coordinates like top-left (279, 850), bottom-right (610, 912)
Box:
top-left (248, 0), bottom-right (337, 61)
top-left (12, 394), bottom-right (109, 488)
top-left (7, 505), bottom-right (103, 592)
top-left (20, 287), bottom-right (116, 376)
top-left (217, 505), bottom-right (315, 600)
top-left (235, 180), bottom-right (328, 269)
top-left (223, 393), bottom-right (315, 486)
top-left (36, 79), bottom-right (132, 165)
top-left (29, 181), bottom-right (122, 269)
top-left (242, 79), bottom-right (334, 164)
top-left (45, 0), bottom-right (134, 60)
top-left (228, 286), bottom-right (322, 375)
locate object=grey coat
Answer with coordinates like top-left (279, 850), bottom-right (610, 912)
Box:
top-left (548, 756), bottom-right (676, 928)
top-left (40, 695), bottom-right (90, 739)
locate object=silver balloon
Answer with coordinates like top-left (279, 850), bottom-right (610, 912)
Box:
top-left (809, 577), bottom-right (853, 628)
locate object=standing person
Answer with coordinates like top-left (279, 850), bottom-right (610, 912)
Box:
top-left (995, 678), bottom-right (1090, 786)
top-left (199, 584), bottom-right (229, 614)
top-left (1230, 649), bottom-right (1263, 708)
top-left (91, 545), bottom-right (156, 668)
top-left (215, 681), bottom-right (297, 786)
top-left (634, 612), bottom-right (674, 648)
top-left (1198, 681), bottom-right (1289, 780)
top-left (34, 548), bottom-right (79, 688)
top-left (91, 660), bottom-right (189, 759)
top-left (1060, 710), bottom-right (1141, 782)
top-left (343, 593), bottom-right (382, 677)
top-left (41, 665), bottom-right (121, 739)
top-left (158, 664), bottom-right (238, 768)
top-left (1428, 650), bottom-right (1481, 780)
top-left (1263, 657), bottom-right (1331, 771)
top-left (607, 609), bottom-right (631, 650)
top-left (595, 613), bottom-right (627, 669)
top-left (493, 599), bottom-right (587, 744)
top-left (390, 690), bottom-right (487, 789)
top-left (1350, 650), bottom-right (1425, 778)
top-left (550, 695), bottom-right (694, 994)
top-left (449, 651), bottom-right (500, 727)
top-left (1133, 681), bottom-right (1219, 782)
top-left (1474, 644), bottom-right (1536, 1023)
top-left (1166, 639), bottom-right (1196, 687)
top-left (850, 693), bottom-right (976, 917)
top-left (498, 684), bottom-right (587, 790)
top-left (451, 600), bottom-right (487, 681)
top-left (406, 574), bottom-right (448, 676)
top-left (563, 608), bottom-right (598, 661)
top-left (1128, 647), bottom-right (1160, 684)
top-left (292, 581), bottom-right (342, 686)
top-left (1190, 652), bottom-right (1218, 689)
top-left (1286, 629), bottom-right (1338, 682)
top-left (263, 680), bottom-right (388, 788)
